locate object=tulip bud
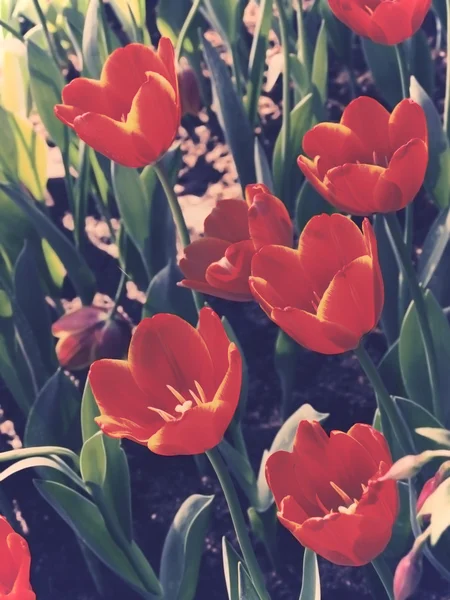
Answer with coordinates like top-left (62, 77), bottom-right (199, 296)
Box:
top-left (52, 306), bottom-right (132, 371)
top-left (417, 460), bottom-right (450, 514)
top-left (178, 67), bottom-right (202, 117)
top-left (394, 549), bottom-right (423, 600)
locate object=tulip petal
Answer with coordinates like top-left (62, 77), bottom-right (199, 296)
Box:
top-left (203, 199), bottom-right (250, 243)
top-left (297, 214), bottom-right (368, 298)
top-left (245, 183), bottom-right (271, 206)
top-left (0, 521), bottom-right (17, 593)
top-left (129, 314), bottom-right (214, 403)
top-left (248, 192), bottom-right (293, 249)
top-left (271, 307), bottom-right (358, 354)
top-left (7, 533), bottom-right (33, 597)
top-left (148, 344), bottom-right (241, 455)
top-left (205, 240), bottom-right (254, 299)
top-left (297, 155), bottom-right (333, 200)
top-left (251, 245), bottom-right (314, 311)
top-left (198, 307), bottom-right (231, 387)
top-left (357, 464), bottom-right (399, 524)
top-left (340, 96), bottom-right (390, 161)
top-left (375, 139), bottom-right (428, 212)
top-left (302, 123), bottom-right (366, 172)
top-left (89, 359), bottom-right (162, 444)
top-left (348, 424), bottom-right (394, 472)
top-left (52, 307), bottom-right (107, 336)
top-left (410, 0), bottom-right (432, 31)
top-left (249, 276), bottom-right (287, 316)
top-left (370, 3), bottom-right (414, 45)
top-left (389, 99), bottom-right (428, 152)
top-left (54, 329), bottom-right (98, 370)
top-left (362, 219), bottom-right (384, 322)
top-left (325, 163), bottom-right (385, 215)
top-left (157, 37), bottom-right (179, 101)
top-left (317, 255), bottom-right (377, 338)
top-left (327, 0), bottom-right (375, 38)
top-left (54, 104), bottom-right (85, 128)
top-left (60, 77), bottom-right (121, 121)
top-left (179, 237), bottom-right (231, 281)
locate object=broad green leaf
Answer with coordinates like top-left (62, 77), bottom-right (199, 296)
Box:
top-left (399, 290), bottom-right (450, 420)
top-left (419, 478), bottom-right (450, 545)
top-left (157, 0), bottom-right (207, 57)
top-left (0, 37), bottom-right (29, 117)
top-left (362, 39), bottom-right (402, 107)
top-left (0, 187), bottom-right (31, 276)
top-left (255, 404), bottom-right (329, 511)
top-left (418, 208), bottom-right (450, 303)
top-left (0, 331), bottom-right (30, 414)
top-left (160, 494), bottom-right (214, 600)
top-left (219, 440), bottom-right (257, 506)
top-left (237, 562), bottom-right (259, 600)
top-left (202, 36), bottom-right (256, 191)
top-left (274, 330), bottom-right (301, 420)
top-left (273, 93), bottom-right (314, 208)
top-left (299, 549), bottom-right (320, 600)
top-left (246, 0), bottom-right (272, 125)
top-left (82, 0), bottom-right (108, 78)
top-left (24, 368), bottom-right (82, 452)
top-left (203, 0), bottom-right (240, 47)
top-left (393, 396), bottom-right (445, 453)
top-left (108, 0), bottom-right (146, 43)
top-left (81, 379), bottom-right (100, 443)
top-left (222, 537), bottom-right (242, 600)
top-left (14, 242), bottom-right (57, 375)
top-left (410, 77), bottom-right (450, 209)
top-left (41, 238), bottom-right (66, 294)
top-left (34, 479), bottom-right (161, 597)
top-left (411, 30), bottom-right (435, 99)
top-left (311, 21), bottom-right (328, 108)
top-left (378, 342), bottom-right (407, 398)
top-left (0, 456), bottom-right (81, 486)
top-left (0, 184), bottom-right (96, 305)
top-left (254, 138), bottom-right (274, 190)
top-left (27, 40), bottom-right (66, 148)
top-left (295, 179), bottom-right (334, 234)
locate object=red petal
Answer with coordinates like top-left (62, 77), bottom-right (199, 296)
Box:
top-left (325, 163), bottom-right (385, 215)
top-left (52, 307), bottom-right (107, 336)
top-left (205, 240), bottom-right (254, 298)
top-left (362, 219), bottom-right (384, 328)
top-left (203, 199), bottom-right (250, 242)
top-left (389, 99), bottom-right (428, 153)
top-left (370, 2), bottom-right (414, 45)
top-left (248, 192), bottom-right (293, 249)
top-left (340, 96), bottom-right (390, 161)
top-left (179, 238), bottom-right (231, 282)
top-left (245, 183), bottom-right (271, 206)
top-left (61, 77), bottom-right (121, 121)
top-left (297, 155), bottom-right (333, 200)
top-left (249, 275), bottom-right (287, 316)
top-left (302, 123), bottom-right (366, 172)
top-left (198, 307), bottom-right (231, 388)
top-left (327, 0), bottom-right (374, 38)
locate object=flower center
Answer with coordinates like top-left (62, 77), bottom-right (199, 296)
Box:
top-left (316, 481), bottom-right (367, 516)
top-left (148, 380), bottom-right (208, 422)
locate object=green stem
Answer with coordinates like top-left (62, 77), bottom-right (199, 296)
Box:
top-left (175, 0), bottom-right (202, 63)
top-left (394, 43), bottom-right (409, 99)
top-left (62, 135), bottom-right (76, 217)
top-left (445, 0), bottom-right (450, 137)
top-left (206, 447), bottom-right (270, 600)
top-left (274, 0), bottom-right (291, 202)
top-left (228, 419), bottom-right (251, 465)
top-left (295, 0), bottom-right (310, 73)
top-left (371, 556), bottom-right (394, 600)
top-left (153, 161), bottom-right (204, 312)
top-left (383, 213), bottom-right (442, 423)
top-left (108, 269), bottom-right (127, 320)
top-left (354, 343), bottom-right (412, 455)
top-left (30, 0), bottom-right (61, 68)
top-left (231, 44), bottom-right (244, 98)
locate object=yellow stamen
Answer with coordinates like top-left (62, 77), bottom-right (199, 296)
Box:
top-left (148, 406), bottom-right (176, 422)
top-left (315, 494), bottom-right (330, 515)
top-left (194, 381), bottom-right (208, 404)
top-left (175, 400), bottom-right (193, 414)
top-left (330, 481), bottom-right (353, 507)
top-left (166, 384), bottom-right (188, 405)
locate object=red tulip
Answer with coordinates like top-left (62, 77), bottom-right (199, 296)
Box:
top-left (328, 0), bottom-right (432, 46)
top-left (54, 39), bottom-right (180, 168)
top-left (298, 97), bottom-right (428, 215)
top-left (0, 517), bottom-right (35, 599)
top-left (266, 421), bottom-right (398, 566)
top-left (88, 308), bottom-right (242, 456)
top-left (179, 184), bottom-right (293, 301)
top-left (52, 306), bottom-right (132, 371)
top-left (250, 213), bottom-right (384, 354)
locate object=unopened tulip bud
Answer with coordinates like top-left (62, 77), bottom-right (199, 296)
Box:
top-left (394, 549), bottom-right (423, 600)
top-left (178, 67), bottom-right (201, 117)
top-left (52, 306), bottom-right (132, 371)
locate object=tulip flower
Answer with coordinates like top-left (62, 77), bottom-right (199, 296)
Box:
top-left (52, 306), bottom-right (132, 371)
top-left (328, 0), bottom-right (431, 46)
top-left (178, 67), bottom-right (202, 116)
top-left (179, 184), bottom-right (293, 301)
top-left (88, 307), bottom-right (242, 456)
top-left (298, 96), bottom-right (428, 215)
top-left (0, 517), bottom-right (35, 599)
top-left (54, 39), bottom-right (180, 168)
top-left (266, 421), bottom-right (398, 566)
top-left (250, 213), bottom-right (384, 354)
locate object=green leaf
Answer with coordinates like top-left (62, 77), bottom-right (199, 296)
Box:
top-left (14, 242), bottom-right (57, 375)
top-left (410, 30), bottom-right (435, 99)
top-left (34, 479), bottom-right (159, 597)
top-left (362, 39), bottom-right (402, 107)
top-left (218, 440), bottom-right (256, 505)
top-left (27, 40), bottom-right (66, 148)
top-left (160, 494), bottom-right (214, 600)
top-left (255, 404), bottom-right (328, 511)
top-left (24, 368), bottom-right (82, 452)
top-left (299, 549), bottom-right (320, 600)
top-left (295, 179), bottom-right (334, 234)
top-left (254, 138), bottom-right (274, 190)
top-left (246, 0), bottom-right (272, 125)
top-left (238, 562), bottom-right (259, 600)
top-left (202, 36), bottom-right (256, 191)
top-left (399, 290), bottom-right (450, 420)
top-left (222, 537), bottom-right (242, 600)
top-left (274, 330), bottom-right (301, 420)
top-left (393, 396), bottom-right (445, 453)
top-left (418, 207), bottom-right (450, 305)
top-left (311, 21), bottom-right (328, 108)
top-left (81, 431), bottom-right (133, 542)
top-left (0, 187), bottom-right (32, 267)
top-left (0, 184), bottom-right (96, 305)
top-left (0, 323), bottom-right (30, 414)
top-left (273, 93), bottom-right (314, 208)
top-left (82, 0), bottom-right (108, 78)
top-left (143, 261), bottom-right (197, 325)
top-left (203, 0), bottom-right (240, 47)
top-left (318, 0), bottom-right (351, 64)
top-left (410, 76), bottom-right (450, 209)
top-left (81, 379), bottom-right (100, 443)
top-left (419, 478), bottom-right (450, 545)
top-left (108, 0), bottom-right (146, 43)
top-left (156, 0), bottom-right (207, 58)
top-left (0, 456), bottom-right (81, 487)
top-left (378, 342), bottom-right (407, 398)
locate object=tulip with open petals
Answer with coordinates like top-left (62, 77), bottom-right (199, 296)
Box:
top-left (266, 421), bottom-right (398, 566)
top-left (179, 184), bottom-right (293, 301)
top-left (298, 97), bottom-right (428, 215)
top-left (328, 0), bottom-right (431, 46)
top-left (250, 213), bottom-right (384, 354)
top-left (0, 517), bottom-right (35, 600)
top-left (54, 39), bottom-right (180, 168)
top-left (88, 308), bottom-right (241, 456)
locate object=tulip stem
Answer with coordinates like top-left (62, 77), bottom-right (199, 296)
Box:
top-left (175, 0), bottom-right (202, 63)
top-left (354, 343), bottom-right (412, 456)
top-left (206, 447), bottom-right (271, 600)
top-left (383, 212), bottom-right (443, 424)
top-left (444, 0), bottom-right (450, 138)
top-left (274, 0), bottom-right (291, 205)
top-left (153, 161), bottom-right (204, 312)
top-left (394, 43), bottom-right (409, 100)
top-left (371, 556), bottom-right (394, 600)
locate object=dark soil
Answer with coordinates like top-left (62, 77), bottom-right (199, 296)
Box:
top-left (1, 3), bottom-right (450, 600)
